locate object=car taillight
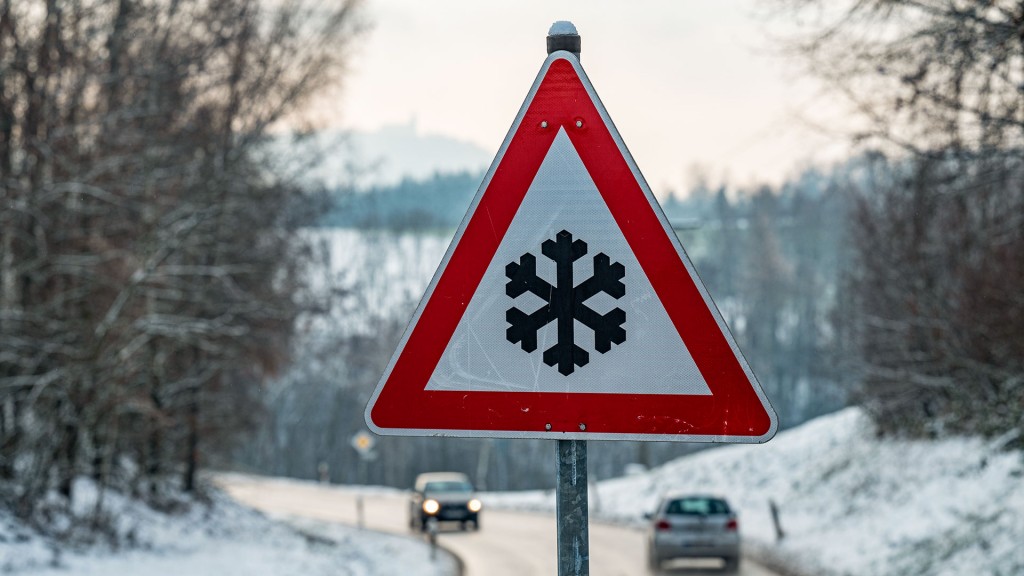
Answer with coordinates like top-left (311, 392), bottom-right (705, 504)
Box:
top-left (726, 518), bottom-right (738, 531)
top-left (655, 519), bottom-right (672, 531)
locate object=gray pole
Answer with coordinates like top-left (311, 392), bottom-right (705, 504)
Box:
top-left (548, 21), bottom-right (589, 576)
top-left (557, 439), bottom-right (589, 575)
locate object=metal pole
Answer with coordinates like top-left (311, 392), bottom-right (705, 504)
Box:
top-left (547, 21), bottom-right (589, 576)
top-left (556, 439), bottom-right (589, 576)
top-left (547, 20), bottom-right (581, 60)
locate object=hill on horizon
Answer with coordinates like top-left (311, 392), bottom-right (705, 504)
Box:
top-left (297, 121), bottom-right (493, 190)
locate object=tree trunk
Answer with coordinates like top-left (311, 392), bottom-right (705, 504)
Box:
top-left (58, 414), bottom-right (79, 500)
top-left (183, 377), bottom-right (200, 492)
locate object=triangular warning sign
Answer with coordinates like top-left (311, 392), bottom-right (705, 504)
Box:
top-left (365, 52), bottom-right (777, 442)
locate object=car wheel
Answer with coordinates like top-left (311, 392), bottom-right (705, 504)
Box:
top-left (723, 556), bottom-right (740, 573)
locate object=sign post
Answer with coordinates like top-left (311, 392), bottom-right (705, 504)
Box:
top-left (557, 438), bottom-right (588, 575)
top-left (548, 23), bottom-right (589, 576)
top-left (365, 20), bottom-right (777, 576)
top-left (350, 430), bottom-right (376, 486)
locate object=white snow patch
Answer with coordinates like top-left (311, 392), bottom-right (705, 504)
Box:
top-left (484, 408), bottom-right (1024, 576)
top-left (0, 479), bottom-right (453, 576)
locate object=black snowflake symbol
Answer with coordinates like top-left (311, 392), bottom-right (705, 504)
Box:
top-left (505, 230), bottom-right (626, 376)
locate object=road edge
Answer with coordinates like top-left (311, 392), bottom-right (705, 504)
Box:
top-left (288, 518), bottom-right (464, 576)
top-left (742, 541), bottom-right (823, 576)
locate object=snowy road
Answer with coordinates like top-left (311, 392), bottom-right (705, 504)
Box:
top-left (219, 474), bottom-right (782, 576)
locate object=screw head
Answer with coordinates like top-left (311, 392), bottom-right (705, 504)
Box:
top-left (545, 423), bottom-right (552, 431)
top-left (575, 119), bottom-right (583, 128)
top-left (579, 423), bottom-right (586, 431)
top-left (540, 120), bottom-right (549, 129)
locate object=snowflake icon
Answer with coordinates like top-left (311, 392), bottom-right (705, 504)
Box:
top-left (505, 230), bottom-right (626, 376)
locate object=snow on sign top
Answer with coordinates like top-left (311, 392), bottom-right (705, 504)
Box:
top-left (364, 51), bottom-right (777, 442)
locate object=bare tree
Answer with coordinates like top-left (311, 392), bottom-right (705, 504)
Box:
top-left (0, 0), bottom-right (365, 529)
top-left (778, 0), bottom-right (1024, 437)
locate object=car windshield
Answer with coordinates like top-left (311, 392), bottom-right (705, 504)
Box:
top-left (665, 498), bottom-right (730, 516)
top-left (424, 481), bottom-right (473, 493)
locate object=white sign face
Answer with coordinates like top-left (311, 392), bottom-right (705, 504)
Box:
top-left (426, 129), bottom-right (711, 396)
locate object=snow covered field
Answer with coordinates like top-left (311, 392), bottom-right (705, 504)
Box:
top-left (0, 479), bottom-right (453, 576)
top-left (485, 408), bottom-right (1024, 576)
top-left (4, 409), bottom-right (1021, 575)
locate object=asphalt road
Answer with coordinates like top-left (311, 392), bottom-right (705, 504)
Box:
top-left (219, 474), bottom-right (781, 576)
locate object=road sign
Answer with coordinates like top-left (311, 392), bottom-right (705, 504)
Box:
top-left (350, 430), bottom-right (375, 455)
top-left (365, 49), bottom-right (777, 443)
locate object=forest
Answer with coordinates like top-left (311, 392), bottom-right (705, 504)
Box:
top-left (0, 0), bottom-right (365, 529)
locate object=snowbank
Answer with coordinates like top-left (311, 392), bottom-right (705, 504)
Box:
top-left (0, 479), bottom-right (453, 576)
top-left (485, 408), bottom-right (1024, 576)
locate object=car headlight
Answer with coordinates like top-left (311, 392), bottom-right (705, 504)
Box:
top-left (422, 499), bottom-right (440, 515)
top-left (467, 499), bottom-right (482, 513)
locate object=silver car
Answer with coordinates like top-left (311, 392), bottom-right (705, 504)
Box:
top-left (646, 494), bottom-right (741, 573)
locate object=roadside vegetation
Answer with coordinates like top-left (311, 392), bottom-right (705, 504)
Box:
top-left (0, 0), bottom-right (365, 539)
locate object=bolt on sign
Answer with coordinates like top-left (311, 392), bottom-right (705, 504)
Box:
top-left (364, 51), bottom-right (777, 443)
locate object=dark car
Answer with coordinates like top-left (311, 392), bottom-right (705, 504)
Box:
top-left (646, 494), bottom-right (741, 573)
top-left (409, 472), bottom-right (482, 532)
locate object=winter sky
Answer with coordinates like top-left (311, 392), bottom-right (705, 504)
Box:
top-left (330, 0), bottom-right (852, 195)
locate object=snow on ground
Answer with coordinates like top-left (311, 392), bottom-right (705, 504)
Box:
top-left (484, 408), bottom-right (1024, 576)
top-left (0, 478), bottom-right (453, 576)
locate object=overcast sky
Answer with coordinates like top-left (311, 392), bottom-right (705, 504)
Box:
top-left (330, 0), bottom-right (851, 196)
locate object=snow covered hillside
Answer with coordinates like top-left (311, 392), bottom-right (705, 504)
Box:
top-left (0, 479), bottom-right (453, 576)
top-left (485, 408), bottom-right (1024, 576)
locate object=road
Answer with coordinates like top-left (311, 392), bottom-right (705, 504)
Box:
top-left (219, 474), bottom-right (781, 576)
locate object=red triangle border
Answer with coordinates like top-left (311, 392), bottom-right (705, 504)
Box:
top-left (365, 54), bottom-right (777, 442)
